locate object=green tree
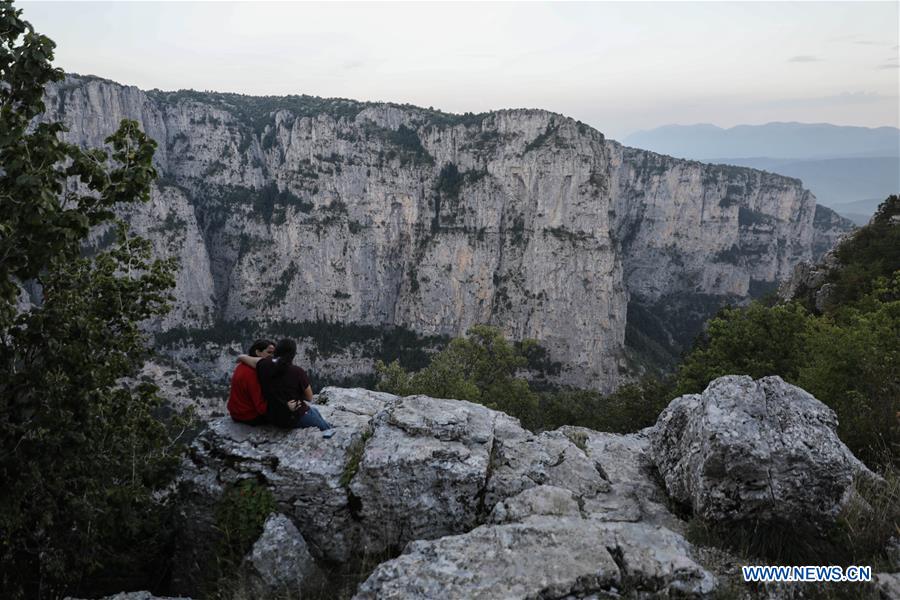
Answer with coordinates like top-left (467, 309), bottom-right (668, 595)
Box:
top-left (797, 277), bottom-right (900, 462)
top-left (673, 301), bottom-right (811, 396)
top-left (376, 325), bottom-right (539, 426)
top-left (0, 3), bottom-right (182, 597)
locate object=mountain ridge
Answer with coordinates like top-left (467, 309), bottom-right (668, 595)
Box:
top-left (46, 74), bottom-right (853, 391)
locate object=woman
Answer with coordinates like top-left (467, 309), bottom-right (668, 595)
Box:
top-left (227, 339), bottom-right (274, 425)
top-left (238, 338), bottom-right (335, 437)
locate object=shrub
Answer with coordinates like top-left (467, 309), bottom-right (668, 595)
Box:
top-left (211, 479), bottom-right (276, 592)
top-left (376, 325), bottom-right (539, 427)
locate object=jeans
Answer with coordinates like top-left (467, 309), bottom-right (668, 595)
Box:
top-left (295, 405), bottom-right (332, 431)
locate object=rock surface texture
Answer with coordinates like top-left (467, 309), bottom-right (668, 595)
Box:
top-left (237, 513), bottom-right (319, 597)
top-left (650, 375), bottom-right (872, 527)
top-left (175, 387), bottom-right (717, 598)
top-left (45, 75), bottom-right (852, 391)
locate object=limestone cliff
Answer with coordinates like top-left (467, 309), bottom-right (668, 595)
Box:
top-left (44, 75), bottom-right (852, 390)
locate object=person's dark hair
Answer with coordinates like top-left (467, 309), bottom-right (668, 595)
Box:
top-left (272, 338), bottom-right (297, 376)
top-left (247, 339), bottom-right (274, 356)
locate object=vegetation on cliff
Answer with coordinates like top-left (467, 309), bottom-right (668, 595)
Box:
top-left (0, 4), bottom-right (184, 597)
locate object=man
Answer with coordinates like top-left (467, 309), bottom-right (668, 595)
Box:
top-left (237, 338), bottom-right (335, 438)
top-left (227, 339), bottom-right (274, 424)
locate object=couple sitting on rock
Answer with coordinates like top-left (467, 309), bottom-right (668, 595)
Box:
top-left (227, 338), bottom-right (335, 438)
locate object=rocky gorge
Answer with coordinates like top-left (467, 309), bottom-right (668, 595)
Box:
top-left (85, 375), bottom-right (894, 599)
top-left (43, 75), bottom-right (853, 392)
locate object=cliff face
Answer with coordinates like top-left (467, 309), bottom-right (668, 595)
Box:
top-left (44, 75), bottom-right (852, 390)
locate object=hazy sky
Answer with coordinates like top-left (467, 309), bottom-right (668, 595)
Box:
top-left (20, 1), bottom-right (900, 140)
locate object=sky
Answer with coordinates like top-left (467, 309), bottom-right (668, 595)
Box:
top-left (19, 1), bottom-right (900, 140)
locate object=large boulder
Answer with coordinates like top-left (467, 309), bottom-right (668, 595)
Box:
top-left (353, 517), bottom-right (716, 599)
top-left (236, 513), bottom-right (319, 597)
top-left (650, 375), bottom-right (871, 526)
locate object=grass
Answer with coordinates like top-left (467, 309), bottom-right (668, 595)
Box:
top-left (340, 429), bottom-right (373, 488)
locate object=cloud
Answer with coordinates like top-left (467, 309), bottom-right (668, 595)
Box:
top-left (788, 55), bottom-right (821, 63)
top-left (759, 91), bottom-right (891, 109)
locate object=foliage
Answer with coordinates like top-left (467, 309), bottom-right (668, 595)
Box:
top-left (435, 162), bottom-right (464, 200)
top-left (797, 279), bottom-right (899, 462)
top-left (340, 429), bottom-right (373, 488)
top-left (537, 378), bottom-right (672, 434)
top-left (146, 87), bottom-right (367, 133)
top-left (0, 3), bottom-right (183, 597)
top-left (523, 123), bottom-right (558, 154)
top-left (376, 325), bottom-right (540, 426)
top-left (369, 123), bottom-right (433, 167)
top-left (818, 194), bottom-right (899, 311)
top-left (212, 479), bottom-right (275, 592)
top-left (673, 302), bottom-right (812, 396)
top-left (738, 206), bottom-right (773, 228)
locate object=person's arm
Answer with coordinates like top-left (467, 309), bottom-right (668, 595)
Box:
top-left (237, 354), bottom-right (262, 368)
top-left (298, 368), bottom-right (314, 403)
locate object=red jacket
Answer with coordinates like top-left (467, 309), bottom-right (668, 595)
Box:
top-left (227, 363), bottom-right (267, 422)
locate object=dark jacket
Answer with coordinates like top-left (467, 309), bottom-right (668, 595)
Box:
top-left (256, 356), bottom-right (311, 428)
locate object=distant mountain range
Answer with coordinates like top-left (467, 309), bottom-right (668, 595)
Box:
top-left (623, 123), bottom-right (899, 223)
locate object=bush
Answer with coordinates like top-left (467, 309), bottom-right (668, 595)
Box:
top-left (211, 479), bottom-right (276, 594)
top-left (673, 302), bottom-right (811, 397)
top-left (537, 379), bottom-right (672, 434)
top-left (376, 325), bottom-right (539, 427)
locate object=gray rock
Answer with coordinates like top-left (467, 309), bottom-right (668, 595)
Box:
top-left (572, 428), bottom-right (682, 529)
top-left (172, 387), bottom-right (388, 593)
top-left (484, 421), bottom-right (611, 511)
top-left (488, 485), bottom-right (581, 524)
top-left (650, 375), bottom-right (871, 526)
top-left (875, 572), bottom-right (900, 599)
top-left (238, 513), bottom-right (318, 597)
top-left (348, 394), bottom-right (499, 554)
top-left (353, 516), bottom-right (717, 599)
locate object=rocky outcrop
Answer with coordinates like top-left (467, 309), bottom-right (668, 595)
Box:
top-left (44, 75), bottom-right (852, 391)
top-left (168, 377), bottom-right (894, 598)
top-left (777, 250), bottom-right (839, 311)
top-left (812, 203), bottom-right (855, 259)
top-left (175, 387), bottom-right (717, 598)
top-left (237, 513), bottom-right (319, 597)
top-left (650, 376), bottom-right (872, 527)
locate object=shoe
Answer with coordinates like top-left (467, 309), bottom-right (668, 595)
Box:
top-left (322, 429), bottom-right (335, 438)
